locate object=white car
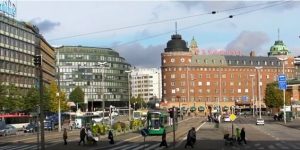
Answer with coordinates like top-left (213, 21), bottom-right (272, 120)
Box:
top-left (223, 115), bottom-right (231, 122)
top-left (256, 119), bottom-right (264, 125)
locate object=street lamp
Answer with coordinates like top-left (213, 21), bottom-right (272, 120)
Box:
top-left (57, 92), bottom-right (61, 132)
top-left (249, 74), bottom-right (255, 117)
top-left (125, 70), bottom-right (132, 121)
top-left (255, 66), bottom-right (263, 119)
top-left (98, 62), bottom-right (107, 120)
top-left (279, 57), bottom-right (288, 124)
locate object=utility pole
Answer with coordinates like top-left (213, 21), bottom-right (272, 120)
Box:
top-left (34, 55), bottom-right (45, 150)
top-left (57, 50), bottom-right (61, 133)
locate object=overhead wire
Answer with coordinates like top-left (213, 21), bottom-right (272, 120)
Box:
top-left (49, 1), bottom-right (284, 41)
top-left (113, 0), bottom-right (292, 49)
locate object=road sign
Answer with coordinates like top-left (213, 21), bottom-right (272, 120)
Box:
top-left (278, 74), bottom-right (287, 90)
top-left (229, 114), bottom-right (237, 121)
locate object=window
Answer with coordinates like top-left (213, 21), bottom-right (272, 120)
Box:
top-left (171, 74), bottom-right (175, 79)
top-left (198, 82), bottom-right (202, 86)
top-left (181, 74), bottom-right (185, 78)
top-left (171, 58), bottom-right (175, 63)
top-left (171, 82), bottom-right (175, 86)
top-left (230, 82), bottom-right (234, 86)
top-left (171, 89), bottom-right (176, 94)
top-left (238, 89), bottom-right (241, 93)
top-left (180, 58), bottom-right (185, 62)
top-left (206, 89), bottom-right (210, 93)
top-left (206, 82), bottom-right (210, 86)
top-left (206, 74), bottom-right (210, 78)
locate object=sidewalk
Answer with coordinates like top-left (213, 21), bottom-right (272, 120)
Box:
top-left (277, 117), bottom-right (300, 130)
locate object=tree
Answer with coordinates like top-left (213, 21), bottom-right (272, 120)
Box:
top-left (130, 95), bottom-right (146, 110)
top-left (69, 86), bottom-right (84, 110)
top-left (0, 83), bottom-right (6, 112)
top-left (48, 81), bottom-right (68, 113)
top-left (264, 82), bottom-right (291, 109)
top-left (0, 84), bottom-right (24, 113)
top-left (23, 88), bottom-right (39, 113)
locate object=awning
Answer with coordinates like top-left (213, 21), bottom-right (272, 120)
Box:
top-left (198, 106), bottom-right (205, 111)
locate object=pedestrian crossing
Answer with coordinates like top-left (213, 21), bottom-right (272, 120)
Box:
top-left (102, 143), bottom-right (168, 150)
top-left (230, 142), bottom-right (300, 150)
top-left (0, 144), bottom-right (38, 150)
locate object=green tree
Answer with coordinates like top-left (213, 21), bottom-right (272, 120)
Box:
top-left (264, 82), bottom-right (284, 108)
top-left (130, 95), bottom-right (146, 110)
top-left (23, 88), bottom-right (39, 113)
top-left (1, 84), bottom-right (24, 112)
top-left (48, 81), bottom-right (68, 113)
top-left (69, 86), bottom-right (84, 110)
top-left (0, 83), bottom-right (6, 112)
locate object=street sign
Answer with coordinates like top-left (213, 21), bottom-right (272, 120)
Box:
top-left (278, 74), bottom-right (287, 90)
top-left (229, 114), bottom-right (237, 121)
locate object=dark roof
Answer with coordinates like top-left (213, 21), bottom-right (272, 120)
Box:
top-left (164, 34), bottom-right (189, 52)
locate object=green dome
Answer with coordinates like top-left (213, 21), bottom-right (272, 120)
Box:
top-left (268, 40), bottom-right (290, 56)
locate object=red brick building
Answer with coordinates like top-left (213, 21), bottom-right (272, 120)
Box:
top-left (161, 34), bottom-right (295, 114)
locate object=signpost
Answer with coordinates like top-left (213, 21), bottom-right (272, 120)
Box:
top-left (278, 74), bottom-right (287, 90)
top-left (229, 114), bottom-right (237, 139)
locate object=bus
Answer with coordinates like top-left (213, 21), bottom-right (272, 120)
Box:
top-left (146, 110), bottom-right (177, 136)
top-left (0, 113), bottom-right (32, 130)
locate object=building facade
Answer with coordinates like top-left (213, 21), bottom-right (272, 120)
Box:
top-left (56, 46), bottom-right (131, 110)
top-left (130, 68), bottom-right (162, 102)
top-left (161, 33), bottom-right (295, 114)
top-left (0, 13), bottom-right (55, 94)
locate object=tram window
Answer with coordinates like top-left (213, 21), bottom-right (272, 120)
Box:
top-left (154, 120), bottom-right (160, 129)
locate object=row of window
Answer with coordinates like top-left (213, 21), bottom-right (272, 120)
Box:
top-left (0, 74), bottom-right (35, 85)
top-left (164, 57), bottom-right (290, 66)
top-left (166, 88), bottom-right (254, 95)
top-left (168, 96), bottom-right (240, 102)
top-left (0, 60), bottom-right (35, 75)
top-left (0, 48), bottom-right (34, 63)
top-left (164, 67), bottom-right (292, 73)
top-left (0, 35), bottom-right (35, 53)
top-left (0, 22), bottom-right (35, 42)
top-left (59, 54), bottom-right (125, 63)
top-left (60, 81), bottom-right (125, 87)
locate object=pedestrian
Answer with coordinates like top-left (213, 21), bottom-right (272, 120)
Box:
top-left (236, 128), bottom-right (241, 144)
top-left (159, 130), bottom-right (168, 148)
top-left (240, 127), bottom-right (247, 144)
top-left (63, 128), bottom-right (68, 145)
top-left (108, 130), bottom-right (114, 144)
top-left (78, 127), bottom-right (86, 145)
top-left (87, 128), bottom-right (97, 144)
top-left (185, 127), bottom-right (196, 148)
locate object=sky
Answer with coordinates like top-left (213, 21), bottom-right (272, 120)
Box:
top-left (14, 0), bottom-right (300, 68)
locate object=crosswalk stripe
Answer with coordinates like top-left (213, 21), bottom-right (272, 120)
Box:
top-left (268, 145), bottom-right (276, 149)
top-left (288, 143), bottom-right (300, 150)
top-left (145, 144), bottom-right (159, 150)
top-left (109, 144), bottom-right (131, 150)
top-left (0, 145), bottom-right (11, 149)
top-left (275, 143), bottom-right (289, 149)
top-left (9, 145), bottom-right (32, 150)
top-left (122, 144), bottom-right (140, 150)
top-left (155, 146), bottom-right (165, 150)
top-left (131, 144), bottom-right (149, 150)
top-left (23, 145), bottom-right (39, 150)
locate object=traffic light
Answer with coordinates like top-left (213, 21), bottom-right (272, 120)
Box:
top-left (168, 108), bottom-right (174, 118)
top-left (176, 108), bottom-right (180, 118)
top-left (34, 55), bottom-right (42, 66)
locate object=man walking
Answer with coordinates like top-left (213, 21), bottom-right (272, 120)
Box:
top-left (78, 127), bottom-right (86, 145)
top-left (63, 128), bottom-right (68, 145)
top-left (185, 127), bottom-right (196, 148)
top-left (240, 127), bottom-right (247, 144)
top-left (159, 130), bottom-right (168, 148)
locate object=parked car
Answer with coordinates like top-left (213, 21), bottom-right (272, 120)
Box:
top-left (223, 115), bottom-right (231, 122)
top-left (0, 124), bottom-right (17, 136)
top-left (44, 120), bottom-right (54, 131)
top-left (24, 123), bottom-right (37, 133)
top-left (256, 118), bottom-right (265, 125)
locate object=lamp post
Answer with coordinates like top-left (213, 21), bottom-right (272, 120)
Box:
top-left (279, 57), bottom-right (288, 124)
top-left (57, 92), bottom-right (61, 132)
top-left (125, 70), bottom-right (132, 121)
top-left (249, 74), bottom-right (255, 117)
top-left (192, 78), bottom-right (197, 108)
top-left (255, 66), bottom-right (263, 119)
top-left (98, 62), bottom-right (107, 122)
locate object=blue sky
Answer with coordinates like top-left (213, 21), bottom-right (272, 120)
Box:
top-left (15, 1), bottom-right (300, 68)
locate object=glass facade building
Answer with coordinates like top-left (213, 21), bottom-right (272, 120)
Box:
top-left (0, 13), bottom-right (56, 94)
top-left (56, 46), bottom-right (131, 110)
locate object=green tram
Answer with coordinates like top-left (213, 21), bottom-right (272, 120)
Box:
top-left (146, 110), bottom-right (178, 136)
